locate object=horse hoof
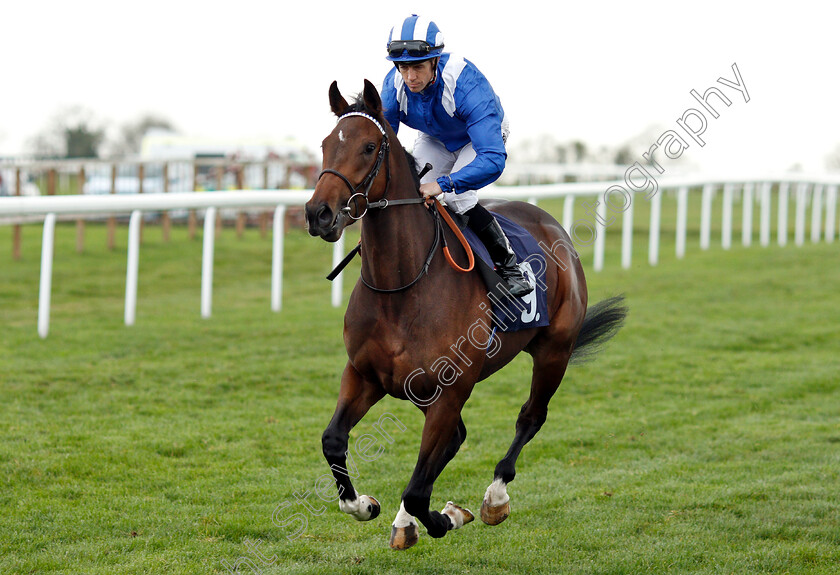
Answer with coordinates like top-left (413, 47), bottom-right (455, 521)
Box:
top-left (480, 499), bottom-right (510, 525)
top-left (442, 501), bottom-right (474, 529)
top-left (389, 524), bottom-right (419, 550)
top-left (365, 495), bottom-right (381, 520)
top-left (340, 494), bottom-right (380, 521)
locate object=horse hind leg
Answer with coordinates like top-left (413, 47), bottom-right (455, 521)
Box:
top-left (390, 499), bottom-right (473, 550)
top-left (481, 350), bottom-right (572, 525)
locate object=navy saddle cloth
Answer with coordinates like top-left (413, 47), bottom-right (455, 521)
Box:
top-left (454, 211), bottom-right (549, 333)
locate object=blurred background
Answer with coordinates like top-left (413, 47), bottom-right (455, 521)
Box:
top-left (2, 6), bottom-right (839, 572)
top-left (1, 0), bottom-right (838, 196)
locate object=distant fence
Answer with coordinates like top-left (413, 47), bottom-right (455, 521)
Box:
top-left (0, 157), bottom-right (318, 196)
top-left (487, 173), bottom-right (838, 270)
top-left (0, 157), bottom-right (319, 257)
top-left (1, 171), bottom-right (838, 338)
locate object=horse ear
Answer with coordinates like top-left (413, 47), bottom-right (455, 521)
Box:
top-left (362, 79), bottom-right (382, 114)
top-left (329, 81), bottom-right (349, 117)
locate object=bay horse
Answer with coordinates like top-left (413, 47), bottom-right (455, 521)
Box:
top-left (304, 80), bottom-right (627, 550)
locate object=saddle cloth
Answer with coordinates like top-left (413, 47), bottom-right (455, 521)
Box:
top-left (456, 211), bottom-right (550, 333)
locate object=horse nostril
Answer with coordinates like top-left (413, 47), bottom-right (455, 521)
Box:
top-left (305, 203), bottom-right (335, 233)
top-left (316, 205), bottom-right (334, 228)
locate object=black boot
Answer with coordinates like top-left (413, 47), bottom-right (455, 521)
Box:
top-left (475, 217), bottom-right (534, 297)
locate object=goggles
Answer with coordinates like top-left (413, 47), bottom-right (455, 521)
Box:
top-left (387, 40), bottom-right (443, 59)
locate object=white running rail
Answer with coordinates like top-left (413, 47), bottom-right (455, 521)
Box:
top-left (1, 174), bottom-right (838, 338)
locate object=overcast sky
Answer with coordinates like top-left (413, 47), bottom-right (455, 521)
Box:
top-left (2, 1), bottom-right (838, 175)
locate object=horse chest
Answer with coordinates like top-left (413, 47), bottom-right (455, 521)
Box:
top-left (346, 310), bottom-right (488, 400)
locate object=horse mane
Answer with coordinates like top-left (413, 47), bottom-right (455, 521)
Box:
top-left (403, 150), bottom-right (422, 189)
top-left (346, 94), bottom-right (421, 189)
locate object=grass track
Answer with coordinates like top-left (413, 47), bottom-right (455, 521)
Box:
top-left (1, 207), bottom-right (838, 574)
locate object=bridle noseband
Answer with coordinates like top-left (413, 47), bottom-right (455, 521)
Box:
top-left (318, 110), bottom-right (445, 294)
top-left (317, 112), bottom-right (392, 220)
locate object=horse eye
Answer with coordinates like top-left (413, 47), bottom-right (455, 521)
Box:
top-left (364, 143), bottom-right (376, 154)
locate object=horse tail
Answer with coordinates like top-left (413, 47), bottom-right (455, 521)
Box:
top-left (569, 295), bottom-right (628, 364)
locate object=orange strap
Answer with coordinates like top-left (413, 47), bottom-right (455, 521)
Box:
top-left (431, 198), bottom-right (474, 273)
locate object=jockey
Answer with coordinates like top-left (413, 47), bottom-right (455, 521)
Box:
top-left (381, 14), bottom-right (533, 297)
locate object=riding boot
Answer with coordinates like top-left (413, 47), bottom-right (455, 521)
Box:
top-left (474, 217), bottom-right (534, 297)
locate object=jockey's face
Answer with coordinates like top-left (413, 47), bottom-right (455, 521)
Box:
top-left (397, 59), bottom-right (436, 93)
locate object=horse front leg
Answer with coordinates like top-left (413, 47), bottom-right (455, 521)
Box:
top-left (322, 361), bottom-right (385, 521)
top-left (391, 406), bottom-right (473, 549)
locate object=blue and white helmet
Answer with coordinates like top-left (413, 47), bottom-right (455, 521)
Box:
top-left (386, 14), bottom-right (445, 62)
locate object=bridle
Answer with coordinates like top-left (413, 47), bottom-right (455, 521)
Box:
top-left (317, 112), bottom-right (394, 221)
top-left (317, 111), bottom-right (441, 293)
top-left (318, 110), bottom-right (473, 293)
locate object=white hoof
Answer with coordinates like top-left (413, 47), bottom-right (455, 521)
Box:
top-left (390, 501), bottom-right (419, 550)
top-left (390, 524), bottom-right (419, 550)
top-left (442, 501), bottom-right (474, 530)
top-left (481, 478), bottom-right (511, 526)
top-left (339, 492), bottom-right (381, 521)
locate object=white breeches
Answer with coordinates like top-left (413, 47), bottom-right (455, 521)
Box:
top-left (411, 117), bottom-right (510, 215)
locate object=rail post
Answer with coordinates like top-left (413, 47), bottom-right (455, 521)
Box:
top-left (331, 233), bottom-right (345, 308)
top-left (162, 162), bottom-right (171, 242)
top-left (648, 187), bottom-right (661, 265)
top-left (189, 161), bottom-right (198, 239)
top-left (138, 163), bottom-right (145, 244)
top-left (593, 200), bottom-right (606, 271)
top-left (215, 165), bottom-right (223, 235)
top-left (825, 185), bottom-right (837, 243)
top-left (759, 182), bottom-right (771, 247)
top-left (260, 163), bottom-right (270, 238)
top-left (721, 183), bottom-right (733, 250)
top-left (778, 182), bottom-right (789, 246)
top-left (795, 183), bottom-right (808, 246)
top-left (271, 205), bottom-right (286, 311)
top-left (810, 184), bottom-right (823, 243)
top-left (236, 164), bottom-right (246, 239)
top-left (125, 210), bottom-right (142, 326)
top-left (13, 168), bottom-right (22, 260)
top-left (742, 182), bottom-right (753, 247)
top-left (76, 165), bottom-right (86, 253)
top-left (38, 214), bottom-right (57, 339)
top-left (621, 191), bottom-right (634, 268)
top-left (201, 207), bottom-right (217, 318)
top-left (108, 163), bottom-right (117, 250)
top-left (676, 186), bottom-right (688, 259)
top-left (700, 183), bottom-right (713, 250)
top-left (47, 168), bottom-right (56, 197)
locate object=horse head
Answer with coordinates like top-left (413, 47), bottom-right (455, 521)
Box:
top-left (305, 80), bottom-right (391, 242)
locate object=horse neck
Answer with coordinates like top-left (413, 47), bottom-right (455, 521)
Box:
top-left (359, 163), bottom-right (435, 291)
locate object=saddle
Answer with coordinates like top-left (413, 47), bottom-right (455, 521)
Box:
top-left (448, 208), bottom-right (549, 333)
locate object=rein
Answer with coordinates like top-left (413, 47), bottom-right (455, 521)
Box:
top-left (436, 199), bottom-right (475, 273)
top-left (327, 199), bottom-right (474, 291)
top-left (320, 111), bottom-right (473, 293)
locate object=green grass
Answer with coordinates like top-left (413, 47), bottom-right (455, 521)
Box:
top-left (1, 204), bottom-right (838, 574)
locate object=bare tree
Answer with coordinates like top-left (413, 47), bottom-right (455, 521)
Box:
top-left (108, 114), bottom-right (177, 158)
